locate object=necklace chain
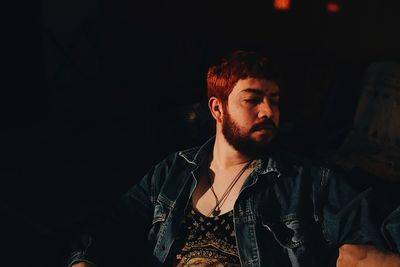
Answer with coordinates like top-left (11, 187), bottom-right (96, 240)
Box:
top-left (206, 160), bottom-right (253, 217)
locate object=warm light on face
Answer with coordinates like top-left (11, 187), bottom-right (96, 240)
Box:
top-left (274, 0), bottom-right (291, 11)
top-left (326, 2), bottom-right (341, 13)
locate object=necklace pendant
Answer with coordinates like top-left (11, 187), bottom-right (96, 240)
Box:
top-left (212, 209), bottom-right (220, 217)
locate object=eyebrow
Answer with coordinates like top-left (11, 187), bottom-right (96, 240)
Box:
top-left (241, 88), bottom-right (280, 97)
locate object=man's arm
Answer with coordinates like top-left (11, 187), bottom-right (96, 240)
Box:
top-left (312, 167), bottom-right (400, 265)
top-left (337, 244), bottom-right (400, 267)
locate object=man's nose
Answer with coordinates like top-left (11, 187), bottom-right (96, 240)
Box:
top-left (258, 100), bottom-right (274, 119)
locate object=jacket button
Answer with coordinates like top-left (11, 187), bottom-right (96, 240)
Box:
top-left (161, 245), bottom-right (166, 250)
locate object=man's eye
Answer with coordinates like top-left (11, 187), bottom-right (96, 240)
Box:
top-left (244, 99), bottom-right (260, 103)
top-left (271, 100), bottom-right (280, 106)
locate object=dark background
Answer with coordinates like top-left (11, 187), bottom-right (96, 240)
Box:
top-left (2, 0), bottom-right (400, 266)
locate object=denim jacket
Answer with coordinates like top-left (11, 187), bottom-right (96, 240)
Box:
top-left (68, 137), bottom-right (400, 267)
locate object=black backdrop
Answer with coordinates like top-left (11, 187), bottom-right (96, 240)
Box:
top-left (2, 0), bottom-right (400, 266)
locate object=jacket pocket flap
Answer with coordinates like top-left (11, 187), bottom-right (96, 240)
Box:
top-left (152, 202), bottom-right (169, 224)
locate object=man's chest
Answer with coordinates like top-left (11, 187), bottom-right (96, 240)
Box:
top-left (191, 168), bottom-right (254, 217)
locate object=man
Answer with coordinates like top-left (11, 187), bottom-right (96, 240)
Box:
top-left (69, 51), bottom-right (400, 267)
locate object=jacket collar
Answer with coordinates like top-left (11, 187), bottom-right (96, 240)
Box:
top-left (178, 136), bottom-right (282, 177)
top-left (178, 136), bottom-right (215, 166)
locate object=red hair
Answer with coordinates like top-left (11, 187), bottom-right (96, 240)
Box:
top-left (207, 51), bottom-right (280, 103)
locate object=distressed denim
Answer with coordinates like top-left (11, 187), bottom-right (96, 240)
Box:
top-left (68, 137), bottom-right (400, 267)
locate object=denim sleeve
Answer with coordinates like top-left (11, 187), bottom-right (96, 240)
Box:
top-left (313, 167), bottom-right (400, 252)
top-left (67, 161), bottom-right (166, 267)
top-left (382, 205), bottom-right (400, 252)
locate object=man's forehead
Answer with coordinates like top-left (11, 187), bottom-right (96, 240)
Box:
top-left (234, 78), bottom-right (280, 94)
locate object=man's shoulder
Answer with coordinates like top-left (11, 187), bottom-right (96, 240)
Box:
top-left (274, 148), bottom-right (327, 169)
top-left (272, 148), bottom-right (342, 180)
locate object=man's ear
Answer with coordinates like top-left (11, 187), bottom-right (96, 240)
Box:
top-left (208, 97), bottom-right (224, 123)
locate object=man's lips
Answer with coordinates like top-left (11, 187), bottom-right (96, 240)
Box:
top-left (251, 123), bottom-right (276, 132)
top-left (253, 128), bottom-right (274, 136)
top-left (257, 125), bottom-right (274, 130)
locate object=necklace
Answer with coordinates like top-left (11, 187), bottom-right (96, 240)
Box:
top-left (206, 160), bottom-right (253, 217)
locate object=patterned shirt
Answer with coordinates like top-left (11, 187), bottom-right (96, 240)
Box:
top-left (167, 206), bottom-right (241, 267)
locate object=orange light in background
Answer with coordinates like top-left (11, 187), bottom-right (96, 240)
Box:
top-left (326, 2), bottom-right (341, 13)
top-left (274, 0), bottom-right (291, 11)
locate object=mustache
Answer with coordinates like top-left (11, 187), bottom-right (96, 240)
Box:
top-left (250, 120), bottom-right (278, 132)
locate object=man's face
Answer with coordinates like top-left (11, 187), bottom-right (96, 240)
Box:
top-left (222, 77), bottom-right (280, 157)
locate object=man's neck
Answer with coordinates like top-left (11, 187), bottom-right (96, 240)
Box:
top-left (211, 134), bottom-right (252, 170)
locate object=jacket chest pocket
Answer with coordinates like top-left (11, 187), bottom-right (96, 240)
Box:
top-left (261, 217), bottom-right (311, 267)
top-left (262, 218), bottom-right (306, 249)
top-left (261, 216), bottom-right (333, 267)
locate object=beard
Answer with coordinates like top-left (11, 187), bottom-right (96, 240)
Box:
top-left (222, 110), bottom-right (278, 159)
